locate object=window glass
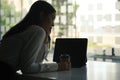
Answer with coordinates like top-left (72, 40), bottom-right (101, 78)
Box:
top-left (1, 0), bottom-right (120, 62)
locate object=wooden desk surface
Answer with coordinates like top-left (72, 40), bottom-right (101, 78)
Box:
top-left (26, 61), bottom-right (120, 80)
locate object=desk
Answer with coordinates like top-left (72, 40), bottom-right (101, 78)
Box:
top-left (27, 61), bottom-right (120, 80)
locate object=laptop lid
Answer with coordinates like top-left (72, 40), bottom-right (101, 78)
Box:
top-left (53, 38), bottom-right (88, 68)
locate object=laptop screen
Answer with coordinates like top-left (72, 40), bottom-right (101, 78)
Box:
top-left (53, 38), bottom-right (88, 68)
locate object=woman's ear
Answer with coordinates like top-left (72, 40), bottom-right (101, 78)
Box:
top-left (39, 12), bottom-right (44, 21)
top-left (39, 12), bottom-right (48, 25)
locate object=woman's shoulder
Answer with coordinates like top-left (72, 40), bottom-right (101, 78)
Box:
top-left (29, 25), bottom-right (45, 32)
top-left (25, 25), bottom-right (46, 36)
top-left (27, 25), bottom-right (46, 38)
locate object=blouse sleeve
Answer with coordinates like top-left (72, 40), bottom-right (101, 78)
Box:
top-left (20, 26), bottom-right (45, 73)
top-left (20, 26), bottom-right (58, 74)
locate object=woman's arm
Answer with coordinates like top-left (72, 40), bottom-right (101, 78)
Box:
top-left (20, 26), bottom-right (59, 74)
top-left (20, 26), bottom-right (47, 74)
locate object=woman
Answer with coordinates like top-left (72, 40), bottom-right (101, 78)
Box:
top-left (0, 0), bottom-right (70, 74)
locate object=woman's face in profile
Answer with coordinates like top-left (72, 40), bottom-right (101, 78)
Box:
top-left (40, 13), bottom-right (56, 35)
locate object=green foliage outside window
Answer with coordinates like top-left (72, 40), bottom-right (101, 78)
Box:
top-left (1, 0), bottom-right (21, 35)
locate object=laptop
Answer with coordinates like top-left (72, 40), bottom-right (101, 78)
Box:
top-left (53, 38), bottom-right (88, 68)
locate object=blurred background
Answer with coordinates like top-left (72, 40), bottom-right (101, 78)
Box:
top-left (1, 0), bottom-right (120, 62)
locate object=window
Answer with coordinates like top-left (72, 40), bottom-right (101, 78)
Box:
top-left (1, 0), bottom-right (120, 62)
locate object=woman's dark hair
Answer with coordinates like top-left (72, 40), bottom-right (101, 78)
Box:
top-left (3, 0), bottom-right (56, 38)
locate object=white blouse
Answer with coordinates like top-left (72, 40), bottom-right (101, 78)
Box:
top-left (0, 25), bottom-right (58, 74)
